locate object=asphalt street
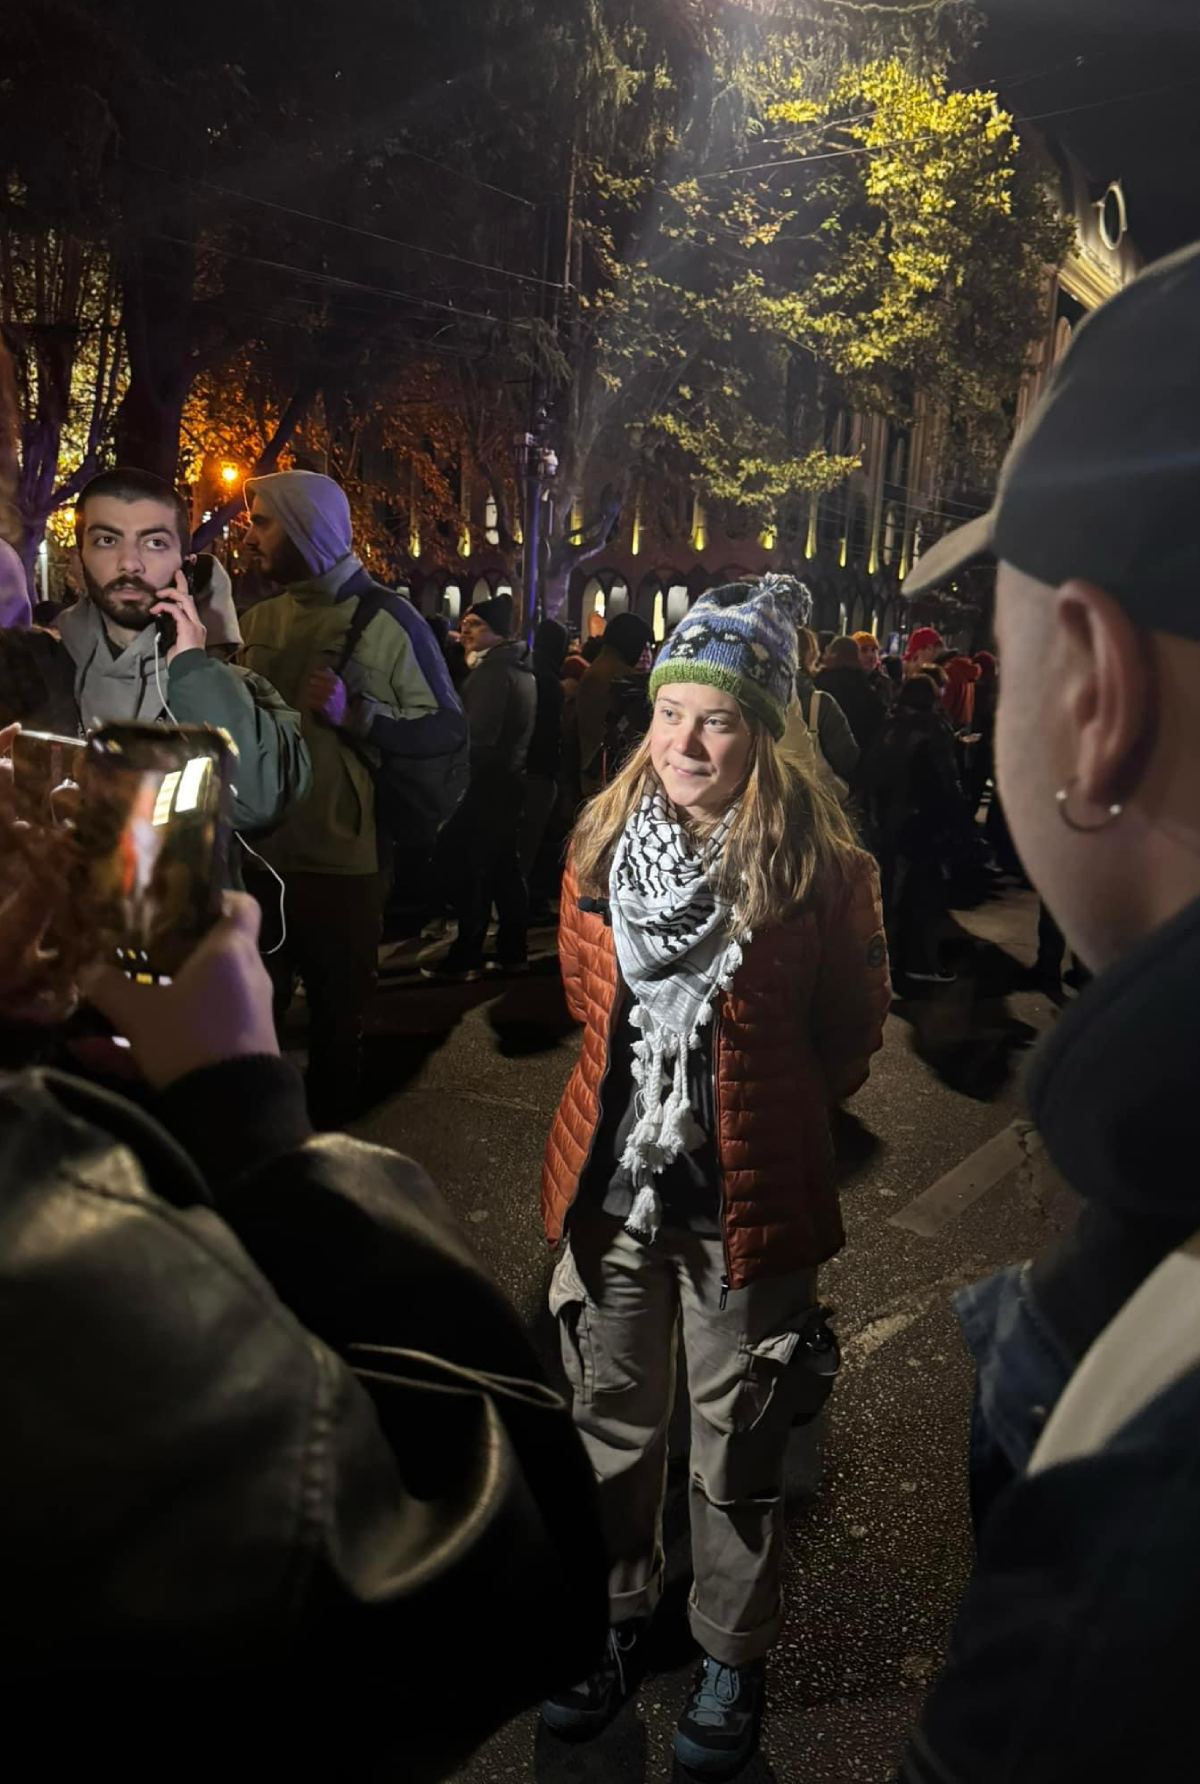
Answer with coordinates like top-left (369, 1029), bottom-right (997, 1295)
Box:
top-left (298, 878), bottom-right (1080, 1784)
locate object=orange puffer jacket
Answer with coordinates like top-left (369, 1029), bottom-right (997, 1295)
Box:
top-left (542, 854), bottom-right (890, 1291)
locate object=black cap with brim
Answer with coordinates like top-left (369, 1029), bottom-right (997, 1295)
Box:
top-left (902, 237), bottom-right (1200, 642)
top-left (902, 510), bottom-right (996, 601)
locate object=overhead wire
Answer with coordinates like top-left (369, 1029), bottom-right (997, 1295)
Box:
top-left (129, 159), bottom-right (561, 291)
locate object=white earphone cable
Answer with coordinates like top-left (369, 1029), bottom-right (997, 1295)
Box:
top-left (154, 633), bottom-right (287, 957)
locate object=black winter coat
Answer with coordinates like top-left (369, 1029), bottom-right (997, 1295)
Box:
top-left (816, 665), bottom-right (887, 756)
top-left (0, 1057), bottom-right (605, 1769)
top-left (864, 708), bottom-right (972, 855)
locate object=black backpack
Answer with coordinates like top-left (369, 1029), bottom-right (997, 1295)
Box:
top-left (584, 674), bottom-right (652, 788)
top-left (335, 587), bottom-right (469, 841)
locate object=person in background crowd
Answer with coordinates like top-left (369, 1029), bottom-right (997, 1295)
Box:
top-left (580, 634), bottom-right (604, 664)
top-left (521, 618), bottom-right (568, 918)
top-left (795, 624), bottom-right (860, 788)
top-left (816, 635), bottom-right (887, 763)
top-left (239, 469), bottom-right (458, 1125)
top-left (571, 611), bottom-right (653, 800)
top-left (422, 592), bottom-right (535, 983)
top-left (429, 611), bottom-right (470, 693)
top-left (561, 651), bottom-right (588, 686)
top-left (965, 650), bottom-right (998, 815)
top-left (540, 577), bottom-right (888, 1779)
top-left (903, 625), bottom-right (945, 675)
top-left (941, 653), bottom-right (981, 730)
top-left (882, 653), bottom-right (904, 692)
top-left (864, 675), bottom-right (973, 988)
top-left (0, 538), bottom-right (32, 630)
top-left (0, 767), bottom-right (607, 1758)
top-left (816, 628), bottom-right (835, 662)
top-left (31, 600), bottom-right (65, 630)
top-left (49, 469), bottom-right (310, 840)
top-left (897, 238), bottom-right (1200, 1784)
top-left (853, 630), bottom-right (895, 707)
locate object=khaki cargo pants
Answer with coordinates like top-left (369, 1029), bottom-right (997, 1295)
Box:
top-left (551, 1200), bottom-right (820, 1667)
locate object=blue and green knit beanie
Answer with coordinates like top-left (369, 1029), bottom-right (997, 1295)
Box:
top-left (648, 575), bottom-right (813, 740)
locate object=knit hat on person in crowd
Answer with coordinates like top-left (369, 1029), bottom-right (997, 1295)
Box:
top-left (648, 574), bottom-right (813, 740)
top-left (851, 630), bottom-right (879, 650)
top-left (465, 592), bottom-right (514, 637)
top-left (942, 654), bottom-right (981, 728)
top-left (244, 470), bottom-right (354, 577)
top-left (533, 616), bottom-right (569, 671)
top-left (903, 625), bottom-right (944, 662)
top-left (603, 611), bottom-right (654, 667)
top-left (973, 649), bottom-right (998, 681)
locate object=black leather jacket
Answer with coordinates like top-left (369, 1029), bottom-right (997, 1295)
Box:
top-left (0, 1057), bottom-right (605, 1771)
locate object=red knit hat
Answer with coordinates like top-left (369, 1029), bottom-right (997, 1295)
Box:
top-left (904, 625), bottom-right (944, 661)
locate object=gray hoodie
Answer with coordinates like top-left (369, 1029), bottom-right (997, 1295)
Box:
top-left (56, 598), bottom-right (310, 836)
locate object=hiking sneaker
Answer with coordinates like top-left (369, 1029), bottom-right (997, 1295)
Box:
top-left (674, 1656), bottom-right (766, 1779)
top-left (541, 1619), bottom-right (648, 1740)
top-left (419, 956), bottom-right (483, 985)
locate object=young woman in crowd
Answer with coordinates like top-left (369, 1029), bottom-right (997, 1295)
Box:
top-left (539, 578), bottom-right (890, 1777)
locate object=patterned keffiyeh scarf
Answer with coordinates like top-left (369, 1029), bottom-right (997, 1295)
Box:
top-left (608, 785), bottom-right (747, 1242)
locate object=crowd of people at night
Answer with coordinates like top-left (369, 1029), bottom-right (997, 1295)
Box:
top-left (0, 234), bottom-right (1198, 1784)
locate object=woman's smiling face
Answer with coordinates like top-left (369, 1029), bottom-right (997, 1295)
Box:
top-left (649, 682), bottom-right (753, 816)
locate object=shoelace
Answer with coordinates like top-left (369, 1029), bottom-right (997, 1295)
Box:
top-left (688, 1658), bottom-right (742, 1728)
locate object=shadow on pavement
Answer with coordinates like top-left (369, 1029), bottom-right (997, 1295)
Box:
top-left (890, 919), bottom-right (1040, 1101)
top-left (488, 966), bottom-right (578, 1057)
top-left (534, 1706), bottom-right (648, 1782)
top-left (830, 1106), bottom-right (883, 1187)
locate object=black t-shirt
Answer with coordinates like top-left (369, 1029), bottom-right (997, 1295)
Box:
top-left (580, 991), bottom-right (722, 1235)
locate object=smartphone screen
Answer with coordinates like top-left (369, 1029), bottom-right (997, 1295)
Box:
top-left (77, 723), bottom-right (234, 982)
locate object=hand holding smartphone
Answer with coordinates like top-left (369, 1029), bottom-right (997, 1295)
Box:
top-left (151, 563), bottom-right (207, 661)
top-left (76, 722), bottom-right (234, 982)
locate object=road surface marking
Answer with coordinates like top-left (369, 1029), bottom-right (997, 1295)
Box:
top-left (889, 1122), bottom-right (1026, 1238)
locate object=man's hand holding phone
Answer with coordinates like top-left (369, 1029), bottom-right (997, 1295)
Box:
top-left (84, 893), bottom-right (279, 1090)
top-left (151, 569), bottom-right (207, 664)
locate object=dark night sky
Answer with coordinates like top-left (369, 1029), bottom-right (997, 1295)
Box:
top-left (969, 0), bottom-right (1200, 261)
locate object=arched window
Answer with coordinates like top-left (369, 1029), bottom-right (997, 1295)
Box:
top-left (442, 584), bottom-right (462, 622)
top-left (485, 496), bottom-right (500, 546)
top-left (653, 591), bottom-right (665, 643)
top-left (607, 582), bottom-right (630, 617)
top-left (666, 584), bottom-right (689, 629)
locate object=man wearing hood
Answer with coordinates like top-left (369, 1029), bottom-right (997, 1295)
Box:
top-left (422, 592), bottom-right (535, 983)
top-left (51, 468), bottom-right (309, 837)
top-left (0, 538), bottom-right (32, 630)
top-left (238, 469), bottom-right (461, 1122)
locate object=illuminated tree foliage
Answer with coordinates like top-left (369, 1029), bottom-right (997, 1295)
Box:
top-left (533, 0), bottom-right (1071, 610)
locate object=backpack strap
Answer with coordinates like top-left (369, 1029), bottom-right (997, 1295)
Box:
top-left (806, 689), bottom-right (821, 733)
top-left (334, 586), bottom-right (386, 677)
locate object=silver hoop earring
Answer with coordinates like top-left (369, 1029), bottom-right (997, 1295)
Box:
top-left (1055, 779), bottom-right (1123, 834)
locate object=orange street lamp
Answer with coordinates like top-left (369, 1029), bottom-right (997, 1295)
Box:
top-left (219, 462), bottom-right (240, 487)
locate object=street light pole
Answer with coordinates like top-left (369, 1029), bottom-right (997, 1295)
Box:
top-left (516, 419), bottom-right (557, 633)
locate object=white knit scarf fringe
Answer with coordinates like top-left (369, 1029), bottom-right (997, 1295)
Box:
top-left (609, 786), bottom-right (748, 1242)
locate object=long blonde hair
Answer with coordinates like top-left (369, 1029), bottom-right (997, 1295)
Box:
top-left (572, 709), bottom-right (865, 932)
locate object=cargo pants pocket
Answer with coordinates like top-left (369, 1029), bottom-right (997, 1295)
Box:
top-left (549, 1244), bottom-right (596, 1405)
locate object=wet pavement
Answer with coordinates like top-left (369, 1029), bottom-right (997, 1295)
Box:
top-left (302, 878), bottom-right (1078, 1784)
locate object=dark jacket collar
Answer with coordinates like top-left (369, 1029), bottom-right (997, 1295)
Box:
top-left (1027, 892), bottom-right (1200, 1227)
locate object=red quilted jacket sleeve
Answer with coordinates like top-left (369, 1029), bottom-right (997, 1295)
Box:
top-left (558, 865), bottom-right (589, 1026)
top-left (810, 851), bottom-right (890, 1101)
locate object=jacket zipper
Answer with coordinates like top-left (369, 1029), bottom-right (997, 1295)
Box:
top-left (713, 1000), bottom-right (732, 1311)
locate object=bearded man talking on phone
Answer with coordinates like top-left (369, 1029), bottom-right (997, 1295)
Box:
top-left (48, 467), bottom-right (309, 837)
